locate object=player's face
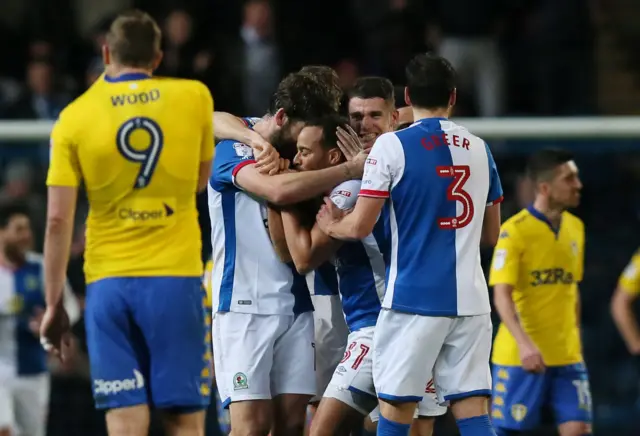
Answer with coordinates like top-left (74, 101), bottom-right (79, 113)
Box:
top-left (2, 214), bottom-right (33, 260)
top-left (348, 97), bottom-right (397, 149)
top-left (293, 126), bottom-right (340, 172)
top-left (548, 161), bottom-right (583, 208)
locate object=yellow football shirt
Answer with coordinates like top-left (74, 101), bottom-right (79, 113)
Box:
top-left (618, 250), bottom-right (640, 296)
top-left (489, 206), bottom-right (585, 366)
top-left (47, 73), bottom-right (214, 283)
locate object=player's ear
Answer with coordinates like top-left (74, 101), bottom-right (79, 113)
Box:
top-left (391, 109), bottom-right (399, 127)
top-left (449, 88), bottom-right (457, 108)
top-left (102, 44), bottom-right (110, 66)
top-left (274, 108), bottom-right (286, 127)
top-left (328, 148), bottom-right (342, 165)
top-left (404, 87), bottom-right (411, 107)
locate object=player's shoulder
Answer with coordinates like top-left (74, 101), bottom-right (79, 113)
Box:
top-left (330, 179), bottom-right (361, 210)
top-left (500, 209), bottom-right (533, 236)
top-left (216, 139), bottom-right (254, 160)
top-left (561, 211), bottom-right (584, 230)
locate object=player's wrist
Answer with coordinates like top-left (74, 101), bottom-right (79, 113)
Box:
top-left (342, 161), bottom-right (361, 180)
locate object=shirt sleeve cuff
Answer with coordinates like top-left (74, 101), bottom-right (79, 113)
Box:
top-left (232, 159), bottom-right (256, 177)
top-left (487, 195), bottom-right (504, 206)
top-left (359, 189), bottom-right (390, 199)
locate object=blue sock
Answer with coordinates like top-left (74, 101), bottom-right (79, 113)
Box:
top-left (456, 414), bottom-right (497, 436)
top-left (377, 414), bottom-right (411, 436)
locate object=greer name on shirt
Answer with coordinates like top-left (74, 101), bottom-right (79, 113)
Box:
top-left (420, 134), bottom-right (471, 151)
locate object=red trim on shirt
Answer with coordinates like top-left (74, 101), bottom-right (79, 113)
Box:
top-left (487, 195), bottom-right (504, 206)
top-left (232, 159), bottom-right (257, 177)
top-left (359, 189), bottom-right (390, 198)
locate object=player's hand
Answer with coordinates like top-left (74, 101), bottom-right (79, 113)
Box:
top-left (252, 136), bottom-right (281, 175)
top-left (316, 197), bottom-right (348, 233)
top-left (336, 125), bottom-right (368, 160)
top-left (28, 306), bottom-right (45, 337)
top-left (40, 301), bottom-right (72, 362)
top-left (519, 341), bottom-right (545, 373)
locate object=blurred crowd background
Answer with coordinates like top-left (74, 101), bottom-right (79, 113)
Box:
top-left (0, 0), bottom-right (639, 434)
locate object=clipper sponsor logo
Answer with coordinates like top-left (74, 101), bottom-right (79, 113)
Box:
top-left (94, 369), bottom-right (145, 396)
top-left (366, 158), bottom-right (377, 166)
top-left (118, 203), bottom-right (174, 221)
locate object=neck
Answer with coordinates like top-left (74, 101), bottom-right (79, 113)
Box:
top-left (106, 64), bottom-right (153, 78)
top-left (0, 249), bottom-right (22, 269)
top-left (532, 196), bottom-right (563, 226)
top-left (252, 115), bottom-right (275, 140)
top-left (412, 106), bottom-right (450, 122)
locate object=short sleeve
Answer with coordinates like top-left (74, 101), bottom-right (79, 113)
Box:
top-left (485, 142), bottom-right (504, 206)
top-left (619, 252), bottom-right (640, 296)
top-left (359, 133), bottom-right (404, 199)
top-left (200, 85), bottom-right (214, 162)
top-left (330, 179), bottom-right (362, 210)
top-left (210, 140), bottom-right (256, 191)
top-left (46, 116), bottom-right (82, 187)
top-left (488, 224), bottom-right (522, 287)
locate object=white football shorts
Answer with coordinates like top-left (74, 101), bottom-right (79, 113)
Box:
top-left (213, 311), bottom-right (316, 407)
top-left (310, 294), bottom-right (349, 403)
top-left (324, 326), bottom-right (446, 417)
top-left (373, 309), bottom-right (493, 405)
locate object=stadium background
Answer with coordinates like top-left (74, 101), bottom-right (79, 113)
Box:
top-left (0, 0), bottom-right (637, 434)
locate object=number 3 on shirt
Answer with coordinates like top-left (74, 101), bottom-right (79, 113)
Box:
top-left (116, 117), bottom-right (164, 189)
top-left (436, 165), bottom-right (474, 229)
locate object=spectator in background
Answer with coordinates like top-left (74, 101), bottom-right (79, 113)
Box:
top-left (334, 59), bottom-right (360, 90)
top-left (0, 161), bottom-right (45, 248)
top-left (215, 0), bottom-right (282, 115)
top-left (428, 0), bottom-right (506, 117)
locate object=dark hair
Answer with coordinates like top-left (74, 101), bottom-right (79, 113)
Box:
top-left (269, 72), bottom-right (338, 120)
top-left (304, 114), bottom-right (350, 153)
top-left (405, 53), bottom-right (456, 109)
top-left (107, 10), bottom-right (162, 68)
top-left (526, 148), bottom-right (575, 182)
top-left (299, 65), bottom-right (343, 112)
top-left (395, 121), bottom-right (412, 131)
top-left (348, 77), bottom-right (395, 107)
top-left (0, 202), bottom-right (30, 228)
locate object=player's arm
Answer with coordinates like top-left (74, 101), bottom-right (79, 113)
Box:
top-left (213, 112), bottom-right (278, 172)
top-left (198, 86), bottom-right (215, 192)
top-left (281, 208), bottom-right (343, 275)
top-left (319, 133), bottom-right (400, 240)
top-left (267, 207), bottom-right (292, 263)
top-left (44, 118), bottom-right (81, 309)
top-left (235, 160), bottom-right (364, 206)
top-left (482, 142), bottom-right (504, 246)
top-left (490, 227), bottom-right (544, 371)
top-left (611, 254), bottom-right (640, 354)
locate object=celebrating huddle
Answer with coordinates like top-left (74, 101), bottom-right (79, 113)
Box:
top-left (209, 51), bottom-right (503, 436)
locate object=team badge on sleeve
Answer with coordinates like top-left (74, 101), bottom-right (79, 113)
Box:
top-left (331, 190), bottom-right (352, 209)
top-left (493, 249), bottom-right (507, 271)
top-left (233, 143), bottom-right (254, 159)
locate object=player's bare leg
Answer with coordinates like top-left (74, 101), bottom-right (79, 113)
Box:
top-left (379, 400), bottom-right (417, 425)
top-left (449, 396), bottom-right (496, 435)
top-left (105, 405), bottom-right (151, 436)
top-left (272, 394), bottom-right (313, 436)
top-left (410, 417), bottom-right (435, 436)
top-left (0, 428), bottom-right (10, 436)
top-left (305, 402), bottom-right (318, 435)
top-left (363, 415), bottom-right (377, 433)
top-left (229, 400), bottom-right (272, 436)
top-left (558, 421), bottom-right (592, 436)
top-left (162, 409), bottom-right (206, 436)
top-left (309, 398), bottom-right (363, 436)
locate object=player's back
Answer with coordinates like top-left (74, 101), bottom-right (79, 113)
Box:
top-left (48, 74), bottom-right (213, 283)
top-left (378, 118), bottom-right (502, 316)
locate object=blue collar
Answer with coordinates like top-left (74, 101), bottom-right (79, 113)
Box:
top-left (104, 72), bottom-right (151, 83)
top-left (526, 204), bottom-right (561, 237)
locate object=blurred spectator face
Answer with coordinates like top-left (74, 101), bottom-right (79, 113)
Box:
top-left (335, 60), bottom-right (359, 89)
top-left (244, 0), bottom-right (273, 38)
top-left (1, 214), bottom-right (33, 261)
top-left (348, 97), bottom-right (396, 149)
top-left (27, 61), bottom-right (53, 96)
top-left (29, 40), bottom-right (53, 59)
top-left (3, 162), bottom-right (33, 199)
top-left (165, 10), bottom-right (192, 46)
